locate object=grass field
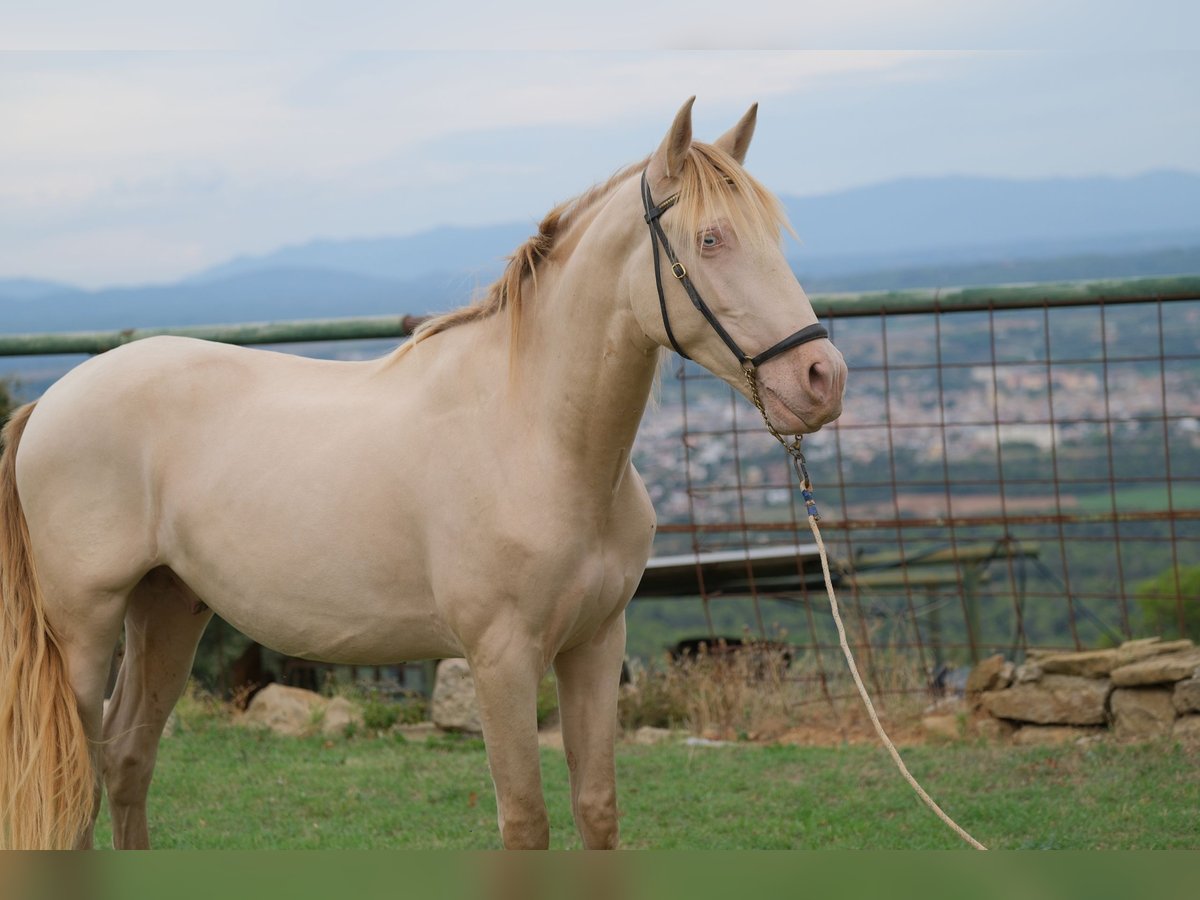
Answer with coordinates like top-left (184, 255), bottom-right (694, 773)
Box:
top-left (1075, 482), bottom-right (1200, 514)
top-left (91, 720), bottom-right (1200, 850)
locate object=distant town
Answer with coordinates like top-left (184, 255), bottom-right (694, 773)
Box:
top-left (633, 303), bottom-right (1200, 543)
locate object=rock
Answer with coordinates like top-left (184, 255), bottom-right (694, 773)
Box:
top-left (1121, 637), bottom-right (1193, 659)
top-left (972, 716), bottom-right (1017, 742)
top-left (321, 696), bottom-right (364, 737)
top-left (1111, 648), bottom-right (1200, 687)
top-left (966, 654), bottom-right (1011, 695)
top-left (242, 683), bottom-right (326, 737)
top-left (1014, 661), bottom-right (1043, 684)
top-left (1038, 649), bottom-right (1121, 678)
top-left (632, 726), bottom-right (675, 745)
top-left (1111, 687), bottom-right (1176, 740)
top-left (1172, 715), bottom-right (1200, 747)
top-left (1115, 637), bottom-right (1165, 653)
top-left (921, 714), bottom-right (963, 741)
top-left (980, 674), bottom-right (1110, 725)
top-left (1173, 676), bottom-right (1200, 714)
top-left (431, 658), bottom-right (482, 733)
top-left (1011, 725), bottom-right (1105, 746)
top-left (1038, 639), bottom-right (1193, 679)
top-left (999, 661), bottom-right (1016, 688)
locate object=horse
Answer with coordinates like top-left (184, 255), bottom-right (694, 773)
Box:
top-left (0, 98), bottom-right (846, 850)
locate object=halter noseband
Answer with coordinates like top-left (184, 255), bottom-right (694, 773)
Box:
top-left (640, 169), bottom-right (828, 370)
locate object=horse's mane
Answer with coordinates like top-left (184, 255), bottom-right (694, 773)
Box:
top-left (398, 142), bottom-right (790, 356)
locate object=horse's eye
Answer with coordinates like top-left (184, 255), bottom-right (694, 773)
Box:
top-left (700, 230), bottom-right (722, 250)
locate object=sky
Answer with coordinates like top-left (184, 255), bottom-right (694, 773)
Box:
top-left (1, 1), bottom-right (1197, 288)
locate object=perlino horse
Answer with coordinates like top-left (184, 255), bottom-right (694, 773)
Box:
top-left (0, 98), bottom-right (846, 849)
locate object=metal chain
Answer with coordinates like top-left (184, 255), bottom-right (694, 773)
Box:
top-left (741, 362), bottom-right (819, 520)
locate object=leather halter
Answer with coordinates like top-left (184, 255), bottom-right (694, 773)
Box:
top-left (640, 169), bottom-right (828, 369)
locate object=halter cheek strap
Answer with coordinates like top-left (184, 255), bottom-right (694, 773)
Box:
top-left (641, 169), bottom-right (829, 370)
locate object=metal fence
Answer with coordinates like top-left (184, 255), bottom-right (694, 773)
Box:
top-left (631, 276), bottom-right (1200, 704)
top-left (3, 276), bottom-right (1198, 704)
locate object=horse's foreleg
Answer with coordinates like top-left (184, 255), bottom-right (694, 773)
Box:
top-left (553, 613), bottom-right (626, 850)
top-left (103, 569), bottom-right (212, 849)
top-left (469, 638), bottom-right (550, 849)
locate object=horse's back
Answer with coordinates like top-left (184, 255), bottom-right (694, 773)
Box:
top-left (25, 336), bottom-right (264, 442)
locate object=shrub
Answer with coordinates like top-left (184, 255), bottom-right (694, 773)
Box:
top-left (362, 698), bottom-right (400, 732)
top-left (674, 642), bottom-right (794, 740)
top-left (618, 660), bottom-right (690, 731)
top-left (358, 691), bottom-right (427, 732)
top-left (173, 679), bottom-right (231, 732)
top-left (1137, 565), bottom-right (1200, 640)
top-left (617, 642), bottom-right (796, 739)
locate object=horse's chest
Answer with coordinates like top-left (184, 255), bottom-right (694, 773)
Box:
top-left (425, 481), bottom-right (653, 649)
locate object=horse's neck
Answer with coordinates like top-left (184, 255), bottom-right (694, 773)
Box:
top-left (504, 249), bottom-right (659, 491)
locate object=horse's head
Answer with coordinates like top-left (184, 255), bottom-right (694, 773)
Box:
top-left (627, 98), bottom-right (847, 435)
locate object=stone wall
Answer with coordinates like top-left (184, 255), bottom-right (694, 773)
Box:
top-left (960, 638), bottom-right (1200, 745)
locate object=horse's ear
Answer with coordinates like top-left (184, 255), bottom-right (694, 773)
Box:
top-left (647, 96), bottom-right (695, 185)
top-left (713, 103), bottom-right (758, 165)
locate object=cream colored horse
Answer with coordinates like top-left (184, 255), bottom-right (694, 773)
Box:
top-left (0, 99), bottom-right (846, 850)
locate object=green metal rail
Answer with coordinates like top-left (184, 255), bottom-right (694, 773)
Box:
top-left (0, 314), bottom-right (428, 357)
top-left (806, 274), bottom-right (1200, 318)
top-left (1, 275), bottom-right (1198, 357)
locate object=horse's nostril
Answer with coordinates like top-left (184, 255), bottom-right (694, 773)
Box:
top-left (808, 361), bottom-right (828, 401)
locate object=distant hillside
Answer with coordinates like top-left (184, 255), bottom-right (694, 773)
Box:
top-left (781, 171), bottom-right (1200, 261)
top-left (191, 223), bottom-right (531, 285)
top-left (0, 268), bottom-right (480, 334)
top-left (0, 278), bottom-right (82, 302)
top-left (798, 245), bottom-right (1200, 293)
top-left (2, 171), bottom-right (1199, 335)
top-left (4, 245), bottom-right (1198, 338)
top-left (179, 171), bottom-right (1200, 286)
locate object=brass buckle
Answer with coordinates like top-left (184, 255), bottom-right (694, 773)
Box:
top-left (671, 262), bottom-right (687, 279)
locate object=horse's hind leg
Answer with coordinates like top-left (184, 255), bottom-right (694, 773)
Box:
top-left (57, 594), bottom-right (128, 850)
top-left (103, 568), bottom-right (212, 849)
top-left (553, 613), bottom-right (626, 849)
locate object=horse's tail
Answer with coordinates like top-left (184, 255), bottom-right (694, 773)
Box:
top-left (0, 402), bottom-right (94, 849)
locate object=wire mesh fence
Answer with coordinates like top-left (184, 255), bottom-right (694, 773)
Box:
top-left (630, 281), bottom-right (1200, 706)
top-left (3, 277), bottom-right (1198, 708)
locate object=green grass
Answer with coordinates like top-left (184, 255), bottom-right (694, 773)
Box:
top-left (1074, 482), bottom-right (1200, 514)
top-left (91, 722), bottom-right (1200, 850)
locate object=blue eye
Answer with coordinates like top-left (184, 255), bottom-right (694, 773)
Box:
top-left (700, 231), bottom-right (721, 249)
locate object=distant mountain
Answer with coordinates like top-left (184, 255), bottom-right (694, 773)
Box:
top-left (0, 268), bottom-right (475, 335)
top-left (797, 245), bottom-right (1200, 293)
top-left (181, 171), bottom-right (1200, 286)
top-left (2, 171), bottom-right (1198, 336)
top-left (0, 278), bottom-right (82, 303)
top-left (190, 223), bottom-right (531, 285)
top-left (780, 171), bottom-right (1200, 262)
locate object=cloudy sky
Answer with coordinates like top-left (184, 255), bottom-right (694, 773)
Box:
top-left (2, 1), bottom-right (1197, 287)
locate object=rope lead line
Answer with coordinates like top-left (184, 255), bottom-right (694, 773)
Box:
top-left (743, 364), bottom-right (987, 851)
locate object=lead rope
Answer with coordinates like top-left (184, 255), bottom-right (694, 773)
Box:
top-left (742, 363), bottom-right (987, 851)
